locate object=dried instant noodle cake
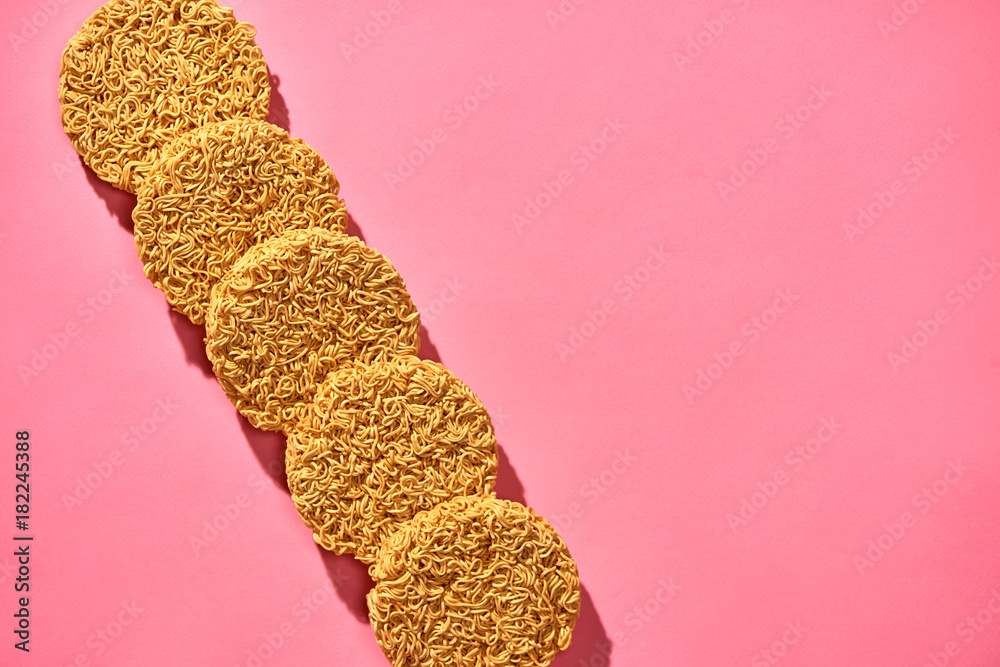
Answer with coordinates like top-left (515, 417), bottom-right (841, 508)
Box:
top-left (205, 228), bottom-right (421, 432)
top-left (367, 496), bottom-right (580, 667)
top-left (286, 356), bottom-right (498, 563)
top-left (58, 0), bottom-right (270, 193)
top-left (134, 119), bottom-right (347, 323)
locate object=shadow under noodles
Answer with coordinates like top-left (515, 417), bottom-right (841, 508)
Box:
top-left (79, 143), bottom-right (221, 383)
top-left (551, 585), bottom-right (610, 667)
top-left (317, 546), bottom-right (374, 623)
top-left (494, 443), bottom-right (527, 506)
top-left (417, 325), bottom-right (443, 364)
top-left (344, 211), bottom-right (366, 244)
top-left (495, 445), bottom-right (611, 666)
top-left (82, 156), bottom-right (137, 233)
top-left (237, 417), bottom-right (288, 494)
top-left (167, 306), bottom-right (216, 378)
top-left (265, 70), bottom-right (290, 133)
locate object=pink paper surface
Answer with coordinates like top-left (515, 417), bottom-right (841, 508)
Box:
top-left (2, 1), bottom-right (1000, 665)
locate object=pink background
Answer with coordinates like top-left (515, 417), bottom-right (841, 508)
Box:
top-left (2, 1), bottom-right (1000, 665)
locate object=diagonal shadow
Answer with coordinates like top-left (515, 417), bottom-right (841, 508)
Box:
top-left (495, 443), bottom-right (527, 505)
top-left (317, 548), bottom-right (373, 623)
top-left (167, 307), bottom-right (215, 377)
top-left (238, 417), bottom-right (288, 494)
top-left (496, 445), bottom-right (611, 666)
top-left (82, 156), bottom-right (136, 233)
top-left (551, 585), bottom-right (610, 666)
top-left (344, 212), bottom-right (366, 243)
top-left (265, 70), bottom-right (291, 132)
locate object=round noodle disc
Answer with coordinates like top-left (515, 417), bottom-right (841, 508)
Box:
top-left (205, 227), bottom-right (421, 432)
top-left (58, 0), bottom-right (270, 193)
top-left (367, 496), bottom-right (581, 667)
top-left (286, 356), bottom-right (498, 563)
top-left (134, 119), bottom-right (347, 323)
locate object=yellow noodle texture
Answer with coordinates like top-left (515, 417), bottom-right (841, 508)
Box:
top-left (286, 355), bottom-right (498, 563)
top-left (58, 0), bottom-right (270, 193)
top-left (134, 118), bottom-right (347, 323)
top-left (205, 227), bottom-right (421, 432)
top-left (367, 496), bottom-right (581, 667)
